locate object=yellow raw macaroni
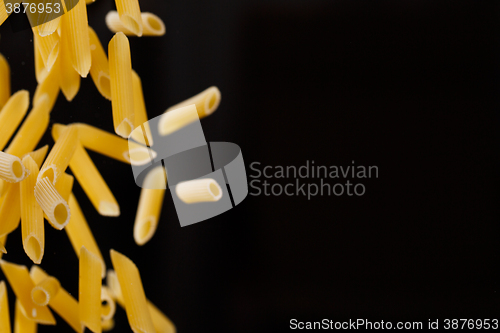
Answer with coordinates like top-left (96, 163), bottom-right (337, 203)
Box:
top-left (33, 60), bottom-right (60, 111)
top-left (165, 86), bottom-right (221, 119)
top-left (0, 281), bottom-right (11, 332)
top-left (109, 32), bottom-right (135, 138)
top-left (114, 0), bottom-right (143, 36)
top-left (0, 53), bottom-right (10, 109)
top-left (158, 104), bottom-right (199, 136)
top-left (31, 276), bottom-right (61, 306)
top-left (34, 38), bottom-right (49, 84)
top-left (54, 172), bottom-right (74, 202)
top-left (100, 286), bottom-right (116, 321)
top-left (33, 29), bottom-right (60, 72)
top-left (14, 299), bottom-right (38, 333)
top-left (0, 182), bottom-right (21, 236)
top-left (79, 246), bottom-right (102, 333)
top-left (0, 151), bottom-right (28, 183)
top-left (63, 0), bottom-right (91, 77)
top-left (59, 16), bottom-right (81, 101)
top-left (34, 177), bottom-right (71, 230)
top-left (0, 90), bottom-right (30, 151)
top-left (175, 178), bottom-right (223, 204)
top-left (88, 26), bottom-right (112, 100)
top-left (131, 70), bottom-right (153, 145)
top-left (105, 11), bottom-right (165, 36)
top-left (25, 145), bottom-right (50, 169)
top-left (20, 155), bottom-right (45, 264)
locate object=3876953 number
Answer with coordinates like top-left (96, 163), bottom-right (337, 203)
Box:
top-left (5, 2), bottom-right (61, 14)
top-left (444, 319), bottom-right (498, 330)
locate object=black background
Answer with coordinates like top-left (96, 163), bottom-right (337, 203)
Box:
top-left (0, 0), bottom-right (499, 332)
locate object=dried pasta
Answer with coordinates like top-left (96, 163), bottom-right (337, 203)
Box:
top-left (25, 145), bottom-right (50, 169)
top-left (33, 30), bottom-right (60, 72)
top-left (34, 177), bottom-right (71, 230)
top-left (158, 104), bottom-right (199, 136)
top-left (131, 70), bottom-right (153, 145)
top-left (114, 0), bottom-right (143, 36)
top-left (59, 16), bottom-right (81, 101)
top-left (176, 178), bottom-right (223, 204)
top-left (63, 0), bottom-right (91, 77)
top-left (31, 276), bottom-right (60, 306)
top-left (0, 53), bottom-right (10, 109)
top-left (0, 90), bottom-right (30, 151)
top-left (88, 26), bottom-right (111, 100)
top-left (20, 155), bottom-right (45, 264)
top-left (34, 38), bottom-right (49, 84)
top-left (100, 286), bottom-right (116, 321)
top-left (14, 299), bottom-right (38, 333)
top-left (80, 246), bottom-right (102, 333)
top-left (165, 86), bottom-right (221, 119)
top-left (0, 260), bottom-right (56, 324)
top-left (33, 60), bottom-right (60, 111)
top-left (0, 280), bottom-right (11, 332)
top-left (109, 32), bottom-right (135, 138)
top-left (0, 182), bottom-right (21, 236)
top-left (0, 151), bottom-right (28, 183)
top-left (54, 172), bottom-right (74, 202)
top-left (105, 11), bottom-right (165, 36)
top-left (110, 249), bottom-right (155, 333)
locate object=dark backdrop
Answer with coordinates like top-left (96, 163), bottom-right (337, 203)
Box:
top-left (0, 0), bottom-right (499, 332)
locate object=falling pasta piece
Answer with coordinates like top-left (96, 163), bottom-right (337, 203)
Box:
top-left (134, 166), bottom-right (166, 245)
top-left (33, 60), bottom-right (60, 111)
top-left (54, 173), bottom-right (74, 202)
top-left (34, 177), bottom-right (71, 230)
top-left (0, 53), bottom-right (10, 109)
top-left (24, 145), bottom-right (50, 169)
top-left (0, 240), bottom-right (5, 254)
top-left (64, 0), bottom-right (91, 77)
top-left (158, 104), bottom-right (199, 136)
top-left (0, 281), bottom-right (11, 332)
top-left (110, 250), bottom-right (155, 333)
top-left (0, 182), bottom-right (21, 236)
top-left (20, 155), bottom-right (45, 264)
top-left (14, 299), bottom-right (38, 333)
top-left (0, 151), bottom-right (28, 183)
top-left (0, 260), bottom-right (56, 325)
top-left (114, 0), bottom-right (143, 36)
top-left (176, 178), bottom-right (223, 204)
top-left (80, 246), bottom-right (102, 333)
top-left (101, 318), bottom-right (115, 331)
top-left (34, 37), bottom-right (49, 84)
top-left (165, 86), bottom-right (221, 119)
top-left (109, 32), bottom-right (135, 138)
top-left (105, 11), bottom-right (165, 36)
top-left (88, 26), bottom-right (111, 100)
top-left (59, 17), bottom-right (81, 101)
top-left (33, 30), bottom-right (60, 72)
top-left (38, 125), bottom-right (79, 184)
top-left (131, 70), bottom-right (153, 145)
top-left (101, 286), bottom-right (116, 321)
top-left (31, 276), bottom-right (60, 306)
top-left (66, 193), bottom-right (106, 278)
top-left (30, 266), bottom-right (83, 333)
top-left (0, 90), bottom-right (30, 151)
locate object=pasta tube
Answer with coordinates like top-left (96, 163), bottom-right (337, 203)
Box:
top-left (33, 60), bottom-right (60, 111)
top-left (59, 17), bottom-right (81, 101)
top-left (30, 266), bottom-right (82, 333)
top-left (110, 249), bottom-right (155, 333)
top-left (165, 86), bottom-right (221, 119)
top-left (0, 260), bottom-right (56, 324)
top-left (0, 53), bottom-right (10, 109)
top-left (158, 104), bottom-right (199, 136)
top-left (36, 6), bottom-right (62, 37)
top-left (58, 123), bottom-right (156, 165)
top-left (0, 281), bottom-right (11, 333)
top-left (114, 0), bottom-right (143, 36)
top-left (0, 235), bottom-right (5, 259)
top-left (34, 177), bottom-right (70, 230)
top-left (134, 166), bottom-right (166, 245)
top-left (33, 30), bottom-right (60, 72)
top-left (38, 125), bottom-right (79, 184)
top-left (25, 145), bottom-right (50, 169)
top-left (0, 240), bottom-right (5, 254)
top-left (31, 276), bottom-right (60, 306)
top-left (5, 95), bottom-right (51, 158)
top-left (34, 38), bottom-right (49, 84)
top-left (54, 173), bottom-right (74, 202)
top-left (131, 70), bottom-right (153, 145)
top-left (109, 32), bottom-right (135, 138)
top-left (66, 193), bottom-right (106, 278)
top-left (21, 156), bottom-right (45, 264)
top-left (105, 11), bottom-right (165, 36)
top-left (101, 318), bottom-right (115, 332)
top-left (0, 151), bottom-right (28, 183)
top-left (88, 26), bottom-right (111, 100)
top-left (101, 286), bottom-right (116, 321)
top-left (0, 182), bottom-right (21, 236)
top-left (14, 299), bottom-right (38, 333)
top-left (64, 0), bottom-right (91, 77)
top-left (175, 178), bottom-right (223, 204)
top-left (79, 246), bottom-right (102, 333)
top-left (0, 90), bottom-right (30, 151)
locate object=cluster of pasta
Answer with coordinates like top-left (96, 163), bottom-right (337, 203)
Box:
top-left (0, 0), bottom-right (223, 331)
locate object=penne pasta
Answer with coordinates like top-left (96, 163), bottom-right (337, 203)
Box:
top-left (175, 178), bottom-right (223, 204)
top-left (54, 173), bottom-right (74, 202)
top-left (66, 193), bottom-right (106, 278)
top-left (110, 249), bottom-right (155, 333)
top-left (33, 60), bottom-right (60, 111)
top-left (0, 90), bottom-right (30, 151)
top-left (0, 235), bottom-right (5, 259)
top-left (0, 281), bottom-right (11, 333)
top-left (20, 155), bottom-right (45, 264)
top-left (59, 17), bottom-right (81, 101)
top-left (63, 0), bottom-right (91, 77)
top-left (134, 166), bottom-right (166, 245)
top-left (0, 239), bottom-right (5, 254)
top-left (0, 182), bottom-right (21, 236)
top-left (165, 86), bottom-right (221, 119)
top-left (34, 177), bottom-right (70, 230)
top-left (109, 32), bottom-right (135, 138)
top-left (131, 70), bottom-right (153, 145)
top-left (30, 266), bottom-right (82, 333)
top-left (101, 286), bottom-right (116, 321)
top-left (0, 151), bottom-right (28, 183)
top-left (33, 29), bottom-right (60, 72)
top-left (86, 0), bottom-right (96, 4)
top-left (37, 16), bottom-right (62, 38)
top-left (52, 125), bottom-right (120, 216)
top-left (31, 276), bottom-right (60, 306)
top-left (113, 0), bottom-right (143, 36)
top-left (0, 1), bottom-right (9, 26)
top-left (38, 125), bottom-right (78, 184)
top-left (79, 246), bottom-right (102, 333)
top-left (14, 299), bottom-right (38, 333)
top-left (101, 318), bottom-right (115, 331)
top-left (57, 123), bottom-right (156, 165)
top-left (24, 145), bottom-right (50, 169)
top-left (0, 260), bottom-right (56, 325)
top-left (158, 104), bottom-right (199, 136)
top-left (88, 26), bottom-right (111, 100)
top-left (105, 11), bottom-right (165, 37)
top-left (0, 53), bottom-right (10, 109)
top-left (5, 95), bottom-right (51, 158)
top-left (34, 37), bottom-right (49, 84)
